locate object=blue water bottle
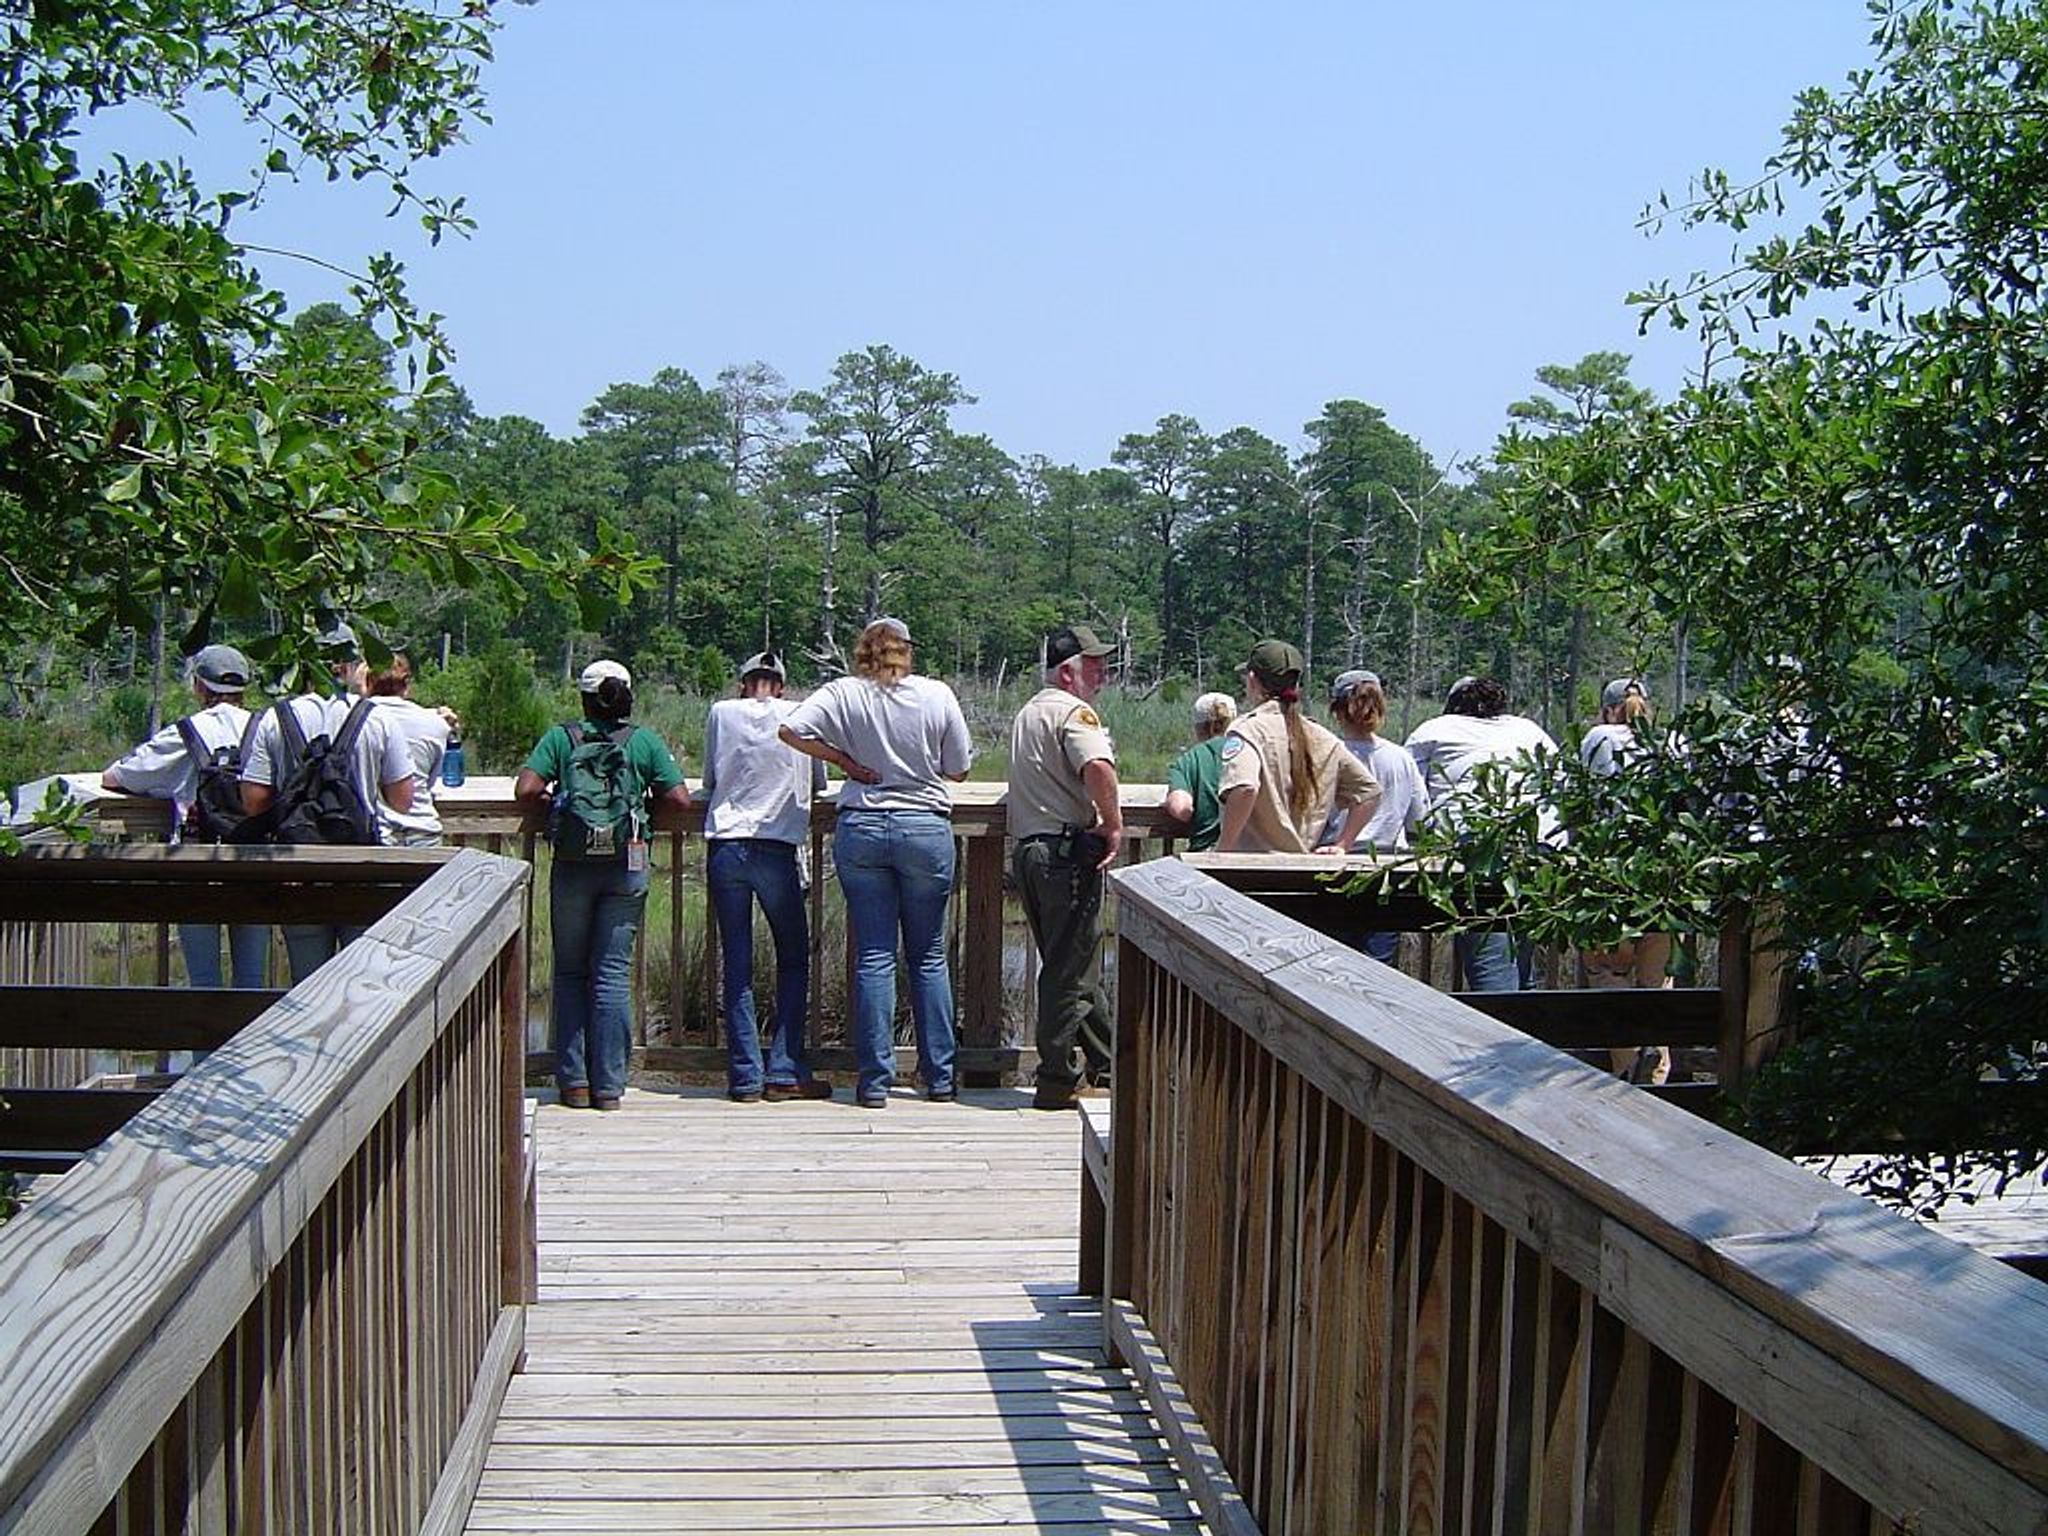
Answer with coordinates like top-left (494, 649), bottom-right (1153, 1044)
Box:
top-left (441, 734), bottom-right (466, 788)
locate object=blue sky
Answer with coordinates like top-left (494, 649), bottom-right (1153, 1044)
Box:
top-left (102, 1), bottom-right (1878, 471)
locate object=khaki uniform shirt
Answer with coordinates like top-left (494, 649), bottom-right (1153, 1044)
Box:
top-left (1007, 687), bottom-right (1116, 841)
top-left (1218, 700), bottom-right (1376, 853)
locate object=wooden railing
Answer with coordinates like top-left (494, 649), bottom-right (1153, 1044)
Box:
top-left (87, 777), bottom-right (1181, 1084)
top-left (0, 846), bottom-right (535, 1535)
top-left (1103, 858), bottom-right (2048, 1534)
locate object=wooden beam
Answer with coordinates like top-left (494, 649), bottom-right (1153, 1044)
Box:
top-left (0, 987), bottom-right (283, 1052)
top-left (1452, 989), bottom-right (1720, 1049)
top-left (0, 1087), bottom-right (159, 1150)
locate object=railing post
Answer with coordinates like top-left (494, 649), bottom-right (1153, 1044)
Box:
top-left (960, 832), bottom-right (1006, 1085)
top-left (498, 930), bottom-right (536, 1315)
top-left (1105, 932), bottom-right (1145, 1365)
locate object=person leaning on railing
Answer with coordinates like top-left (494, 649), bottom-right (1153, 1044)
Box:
top-left (358, 652), bottom-right (452, 848)
top-left (1578, 676), bottom-right (1676, 1081)
top-left (1323, 667), bottom-right (1427, 964)
top-left (514, 660), bottom-right (692, 1113)
top-left (1158, 689), bottom-right (1237, 852)
top-left (1215, 639), bottom-right (1377, 856)
top-left (101, 643), bottom-right (269, 992)
top-left (778, 617), bottom-right (973, 1110)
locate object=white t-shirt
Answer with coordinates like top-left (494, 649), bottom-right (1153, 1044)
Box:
top-left (104, 701), bottom-right (253, 829)
top-left (1405, 711), bottom-right (1559, 835)
top-left (240, 695), bottom-right (411, 823)
top-left (364, 696), bottom-right (449, 844)
top-left (782, 673), bottom-right (973, 815)
top-left (1324, 735), bottom-right (1427, 852)
top-left (703, 696), bottom-right (826, 844)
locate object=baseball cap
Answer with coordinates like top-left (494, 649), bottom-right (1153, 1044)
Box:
top-left (1329, 668), bottom-right (1381, 703)
top-left (1045, 623), bottom-right (1114, 668)
top-left (315, 622), bottom-right (359, 659)
top-left (739, 649), bottom-right (786, 682)
top-left (190, 644), bottom-right (253, 690)
top-left (1600, 677), bottom-right (1646, 711)
top-left (868, 617), bottom-right (912, 643)
top-left (578, 659), bottom-right (632, 692)
top-left (1246, 639), bottom-right (1304, 682)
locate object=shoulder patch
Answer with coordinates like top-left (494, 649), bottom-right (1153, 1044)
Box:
top-left (1073, 705), bottom-right (1102, 729)
top-left (1220, 734), bottom-right (1246, 761)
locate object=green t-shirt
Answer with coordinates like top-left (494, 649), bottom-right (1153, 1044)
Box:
top-left (524, 721), bottom-right (685, 802)
top-left (1165, 736), bottom-right (1227, 852)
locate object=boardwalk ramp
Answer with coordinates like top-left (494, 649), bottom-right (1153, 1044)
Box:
top-left (468, 1089), bottom-right (1205, 1534)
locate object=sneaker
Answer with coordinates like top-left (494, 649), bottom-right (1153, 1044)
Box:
top-left (856, 1094), bottom-right (889, 1110)
top-left (561, 1086), bottom-right (591, 1110)
top-left (762, 1080), bottom-right (832, 1103)
top-left (729, 1087), bottom-right (764, 1104)
top-left (592, 1096), bottom-right (621, 1112)
top-left (926, 1086), bottom-right (957, 1103)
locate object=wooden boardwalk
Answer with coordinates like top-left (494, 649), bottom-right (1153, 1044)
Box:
top-left (467, 1088), bottom-right (1206, 1534)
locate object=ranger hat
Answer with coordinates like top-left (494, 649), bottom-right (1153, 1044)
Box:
top-left (578, 659), bottom-right (632, 692)
top-left (1046, 623), bottom-right (1114, 668)
top-left (1600, 677), bottom-right (1645, 711)
top-left (1329, 668), bottom-right (1381, 703)
top-left (739, 649), bottom-right (786, 682)
top-left (190, 644), bottom-right (253, 690)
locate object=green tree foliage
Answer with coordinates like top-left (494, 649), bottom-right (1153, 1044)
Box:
top-left (1420, 0), bottom-right (2048, 1204)
top-left (0, 0), bottom-right (654, 683)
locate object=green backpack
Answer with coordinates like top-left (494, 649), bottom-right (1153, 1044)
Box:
top-left (550, 722), bottom-right (645, 860)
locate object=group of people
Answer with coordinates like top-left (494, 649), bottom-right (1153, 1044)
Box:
top-left (104, 618), bottom-right (1663, 1114)
top-left (102, 634), bottom-right (453, 992)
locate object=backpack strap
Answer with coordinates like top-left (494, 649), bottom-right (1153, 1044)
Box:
top-left (274, 698), bottom-right (310, 777)
top-left (331, 697), bottom-right (375, 758)
top-left (174, 716), bottom-right (206, 765)
top-left (563, 722), bottom-right (586, 749)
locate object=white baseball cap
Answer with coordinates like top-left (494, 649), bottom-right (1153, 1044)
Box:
top-left (578, 659), bottom-right (632, 692)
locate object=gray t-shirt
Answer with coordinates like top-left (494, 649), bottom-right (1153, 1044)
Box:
top-left (104, 701), bottom-right (253, 810)
top-left (782, 673), bottom-right (972, 814)
top-left (364, 696), bottom-right (449, 844)
top-left (703, 696), bottom-right (826, 844)
top-left (240, 695), bottom-right (411, 816)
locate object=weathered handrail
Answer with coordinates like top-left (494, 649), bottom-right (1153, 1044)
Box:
top-left (87, 776), bottom-right (1180, 1083)
top-left (0, 846), bottom-right (534, 1534)
top-left (1104, 857), bottom-right (2048, 1533)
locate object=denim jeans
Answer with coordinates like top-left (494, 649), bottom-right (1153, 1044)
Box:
top-left (550, 857), bottom-right (649, 1101)
top-left (833, 810), bottom-right (957, 1103)
top-left (707, 838), bottom-right (811, 1094)
top-left (1457, 930), bottom-right (1532, 993)
top-left (180, 923), bottom-right (269, 990)
top-left (281, 924), bottom-right (369, 986)
top-left (1358, 930), bottom-right (1399, 966)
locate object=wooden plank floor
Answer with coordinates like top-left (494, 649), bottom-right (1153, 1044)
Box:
top-left (467, 1086), bottom-right (1207, 1534)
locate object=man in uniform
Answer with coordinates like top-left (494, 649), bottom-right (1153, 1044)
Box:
top-left (1008, 623), bottom-right (1123, 1111)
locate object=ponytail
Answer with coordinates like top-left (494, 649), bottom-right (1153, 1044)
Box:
top-left (1281, 698), bottom-right (1320, 827)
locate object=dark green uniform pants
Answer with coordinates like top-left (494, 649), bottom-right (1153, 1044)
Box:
top-left (1014, 834), bottom-right (1113, 1091)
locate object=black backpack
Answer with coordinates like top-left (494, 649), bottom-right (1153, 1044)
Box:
top-left (243, 698), bottom-right (380, 846)
top-left (174, 712), bottom-right (260, 844)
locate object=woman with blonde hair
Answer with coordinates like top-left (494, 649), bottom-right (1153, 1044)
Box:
top-left (780, 618), bottom-right (973, 1108)
top-left (1578, 677), bottom-right (1674, 1078)
top-left (1160, 690), bottom-right (1237, 851)
top-left (1216, 639), bottom-right (1376, 854)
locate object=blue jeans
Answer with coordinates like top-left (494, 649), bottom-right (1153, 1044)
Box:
top-left (1458, 931), bottom-right (1533, 993)
top-left (708, 839), bottom-right (812, 1094)
top-left (833, 810), bottom-right (957, 1102)
top-left (550, 858), bottom-right (649, 1101)
top-left (281, 924), bottom-right (369, 986)
top-left (180, 923), bottom-right (269, 990)
top-left (1358, 930), bottom-right (1399, 966)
